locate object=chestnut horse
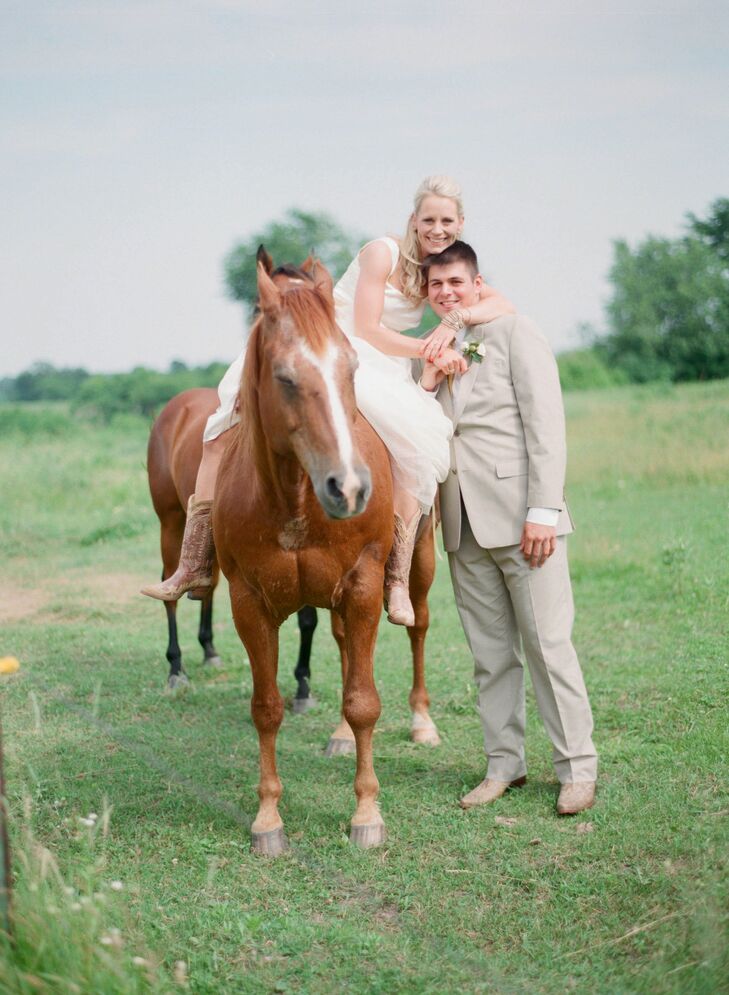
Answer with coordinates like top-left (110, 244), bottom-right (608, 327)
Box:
top-left (146, 385), bottom-right (223, 687)
top-left (214, 254), bottom-right (393, 853)
top-left (145, 258), bottom-right (441, 747)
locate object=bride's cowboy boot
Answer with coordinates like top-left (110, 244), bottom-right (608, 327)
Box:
top-left (141, 496), bottom-right (214, 602)
top-left (384, 512), bottom-right (420, 627)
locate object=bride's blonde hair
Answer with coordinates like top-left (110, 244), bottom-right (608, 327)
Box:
top-left (398, 175), bottom-right (464, 304)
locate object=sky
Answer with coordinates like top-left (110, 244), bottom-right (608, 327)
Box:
top-left (2, 1), bottom-right (728, 376)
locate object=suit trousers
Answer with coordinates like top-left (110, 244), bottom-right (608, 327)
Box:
top-left (448, 510), bottom-right (597, 784)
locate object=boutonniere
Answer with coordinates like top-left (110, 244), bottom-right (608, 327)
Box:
top-left (461, 339), bottom-right (486, 364)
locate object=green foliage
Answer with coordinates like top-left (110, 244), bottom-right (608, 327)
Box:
top-left (224, 208), bottom-right (366, 312)
top-left (0, 362), bottom-right (90, 402)
top-left (3, 361), bottom-right (230, 422)
top-left (687, 196), bottom-right (729, 261)
top-left (557, 347), bottom-right (629, 391)
top-left (603, 198), bottom-right (729, 383)
top-left (0, 403), bottom-right (76, 437)
top-left (72, 361), bottom-right (228, 421)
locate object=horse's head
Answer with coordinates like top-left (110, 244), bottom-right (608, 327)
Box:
top-left (248, 251), bottom-right (371, 519)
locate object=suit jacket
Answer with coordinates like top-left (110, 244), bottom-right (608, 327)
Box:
top-left (432, 314), bottom-right (574, 552)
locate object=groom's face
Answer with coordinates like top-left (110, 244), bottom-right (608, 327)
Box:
top-left (427, 261), bottom-right (482, 317)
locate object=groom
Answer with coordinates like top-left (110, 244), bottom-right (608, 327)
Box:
top-left (420, 241), bottom-right (597, 815)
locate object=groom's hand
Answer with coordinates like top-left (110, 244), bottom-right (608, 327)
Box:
top-left (420, 361), bottom-right (445, 392)
top-left (432, 347), bottom-right (468, 375)
top-left (520, 522), bottom-right (557, 568)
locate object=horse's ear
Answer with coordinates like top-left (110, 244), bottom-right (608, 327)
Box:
top-left (299, 253), bottom-right (316, 274)
top-left (256, 244), bottom-right (274, 276)
top-left (257, 261), bottom-right (281, 314)
top-left (312, 260), bottom-right (334, 301)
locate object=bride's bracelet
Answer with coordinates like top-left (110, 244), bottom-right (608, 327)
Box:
top-left (440, 308), bottom-right (472, 333)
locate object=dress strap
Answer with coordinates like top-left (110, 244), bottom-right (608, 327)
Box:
top-left (361, 236), bottom-right (400, 278)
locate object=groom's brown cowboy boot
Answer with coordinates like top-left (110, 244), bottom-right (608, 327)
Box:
top-left (141, 496), bottom-right (215, 602)
top-left (383, 512), bottom-right (420, 627)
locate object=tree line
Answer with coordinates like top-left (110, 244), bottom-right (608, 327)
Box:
top-left (3, 199), bottom-right (726, 418)
top-left (0, 361), bottom-right (228, 420)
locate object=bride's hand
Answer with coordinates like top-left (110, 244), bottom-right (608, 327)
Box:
top-left (432, 347), bottom-right (468, 375)
top-left (420, 322), bottom-right (457, 362)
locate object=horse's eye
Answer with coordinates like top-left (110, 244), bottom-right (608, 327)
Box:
top-left (274, 371), bottom-right (297, 389)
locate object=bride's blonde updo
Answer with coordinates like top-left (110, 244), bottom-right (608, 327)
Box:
top-left (398, 175), bottom-right (464, 305)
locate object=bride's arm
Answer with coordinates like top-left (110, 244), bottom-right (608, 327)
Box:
top-left (352, 242), bottom-right (425, 359)
top-left (421, 283), bottom-right (515, 362)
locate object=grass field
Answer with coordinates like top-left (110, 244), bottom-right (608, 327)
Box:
top-left (0, 381), bottom-right (727, 994)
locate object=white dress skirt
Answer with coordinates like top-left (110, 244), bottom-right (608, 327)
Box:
top-left (203, 236), bottom-right (452, 512)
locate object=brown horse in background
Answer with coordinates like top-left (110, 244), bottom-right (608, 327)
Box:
top-left (146, 385), bottom-right (224, 686)
top-left (214, 254), bottom-right (393, 853)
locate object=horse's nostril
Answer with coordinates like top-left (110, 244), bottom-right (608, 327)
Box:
top-left (326, 475), bottom-right (343, 500)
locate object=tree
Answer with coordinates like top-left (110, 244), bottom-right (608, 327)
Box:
top-left (602, 201), bottom-right (729, 382)
top-left (224, 209), bottom-right (366, 313)
top-left (13, 362), bottom-right (90, 402)
top-left (687, 197), bottom-right (729, 263)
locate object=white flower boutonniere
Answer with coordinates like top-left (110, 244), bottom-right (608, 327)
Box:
top-left (461, 339), bottom-right (486, 364)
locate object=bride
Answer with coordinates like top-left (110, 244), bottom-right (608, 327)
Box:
top-left (142, 175), bottom-right (514, 625)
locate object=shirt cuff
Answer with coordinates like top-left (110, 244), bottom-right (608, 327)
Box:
top-left (526, 507), bottom-right (559, 527)
top-left (418, 377), bottom-right (439, 393)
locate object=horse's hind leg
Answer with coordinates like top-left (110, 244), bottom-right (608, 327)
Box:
top-left (292, 606), bottom-right (317, 713)
top-left (324, 611), bottom-right (356, 757)
top-left (408, 522), bottom-right (440, 746)
top-left (198, 591), bottom-right (223, 668)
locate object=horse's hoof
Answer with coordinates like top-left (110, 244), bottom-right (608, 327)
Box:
top-left (251, 827), bottom-right (289, 857)
top-left (410, 727), bottom-right (442, 747)
top-left (204, 655), bottom-right (223, 668)
top-left (350, 822), bottom-right (387, 849)
top-left (292, 695), bottom-right (316, 714)
top-left (324, 737), bottom-right (356, 757)
top-left (166, 673), bottom-right (190, 693)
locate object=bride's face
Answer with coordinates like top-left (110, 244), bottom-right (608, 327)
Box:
top-left (412, 195), bottom-right (463, 256)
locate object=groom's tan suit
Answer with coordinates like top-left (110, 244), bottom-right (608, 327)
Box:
top-left (435, 314), bottom-right (597, 784)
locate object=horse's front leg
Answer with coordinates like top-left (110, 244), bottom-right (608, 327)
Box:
top-left (408, 525), bottom-right (441, 746)
top-left (229, 582), bottom-right (287, 856)
top-left (164, 601), bottom-right (189, 691)
top-left (340, 576), bottom-right (386, 848)
top-left (198, 590), bottom-right (223, 668)
top-left (325, 611), bottom-right (356, 757)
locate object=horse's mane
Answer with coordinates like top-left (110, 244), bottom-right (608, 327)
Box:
top-left (281, 286), bottom-right (336, 356)
top-left (234, 285), bottom-right (337, 494)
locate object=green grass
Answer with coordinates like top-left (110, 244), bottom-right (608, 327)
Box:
top-left (1, 386), bottom-right (727, 994)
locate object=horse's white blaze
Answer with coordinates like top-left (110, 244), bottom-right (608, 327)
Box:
top-left (298, 341), bottom-right (359, 506)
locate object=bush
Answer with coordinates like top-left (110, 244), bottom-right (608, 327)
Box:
top-left (557, 348), bottom-right (628, 391)
top-left (72, 363), bottom-right (229, 421)
top-left (0, 404), bottom-right (77, 437)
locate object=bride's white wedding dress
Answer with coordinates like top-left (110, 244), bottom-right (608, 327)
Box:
top-left (333, 236), bottom-right (451, 511)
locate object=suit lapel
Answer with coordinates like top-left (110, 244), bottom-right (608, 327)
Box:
top-left (437, 377), bottom-right (454, 419)
top-left (453, 360), bottom-right (480, 423)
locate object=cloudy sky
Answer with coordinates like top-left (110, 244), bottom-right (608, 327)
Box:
top-left (2, 1), bottom-right (727, 375)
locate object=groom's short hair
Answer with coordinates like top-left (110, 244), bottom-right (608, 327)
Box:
top-left (423, 240), bottom-right (479, 278)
